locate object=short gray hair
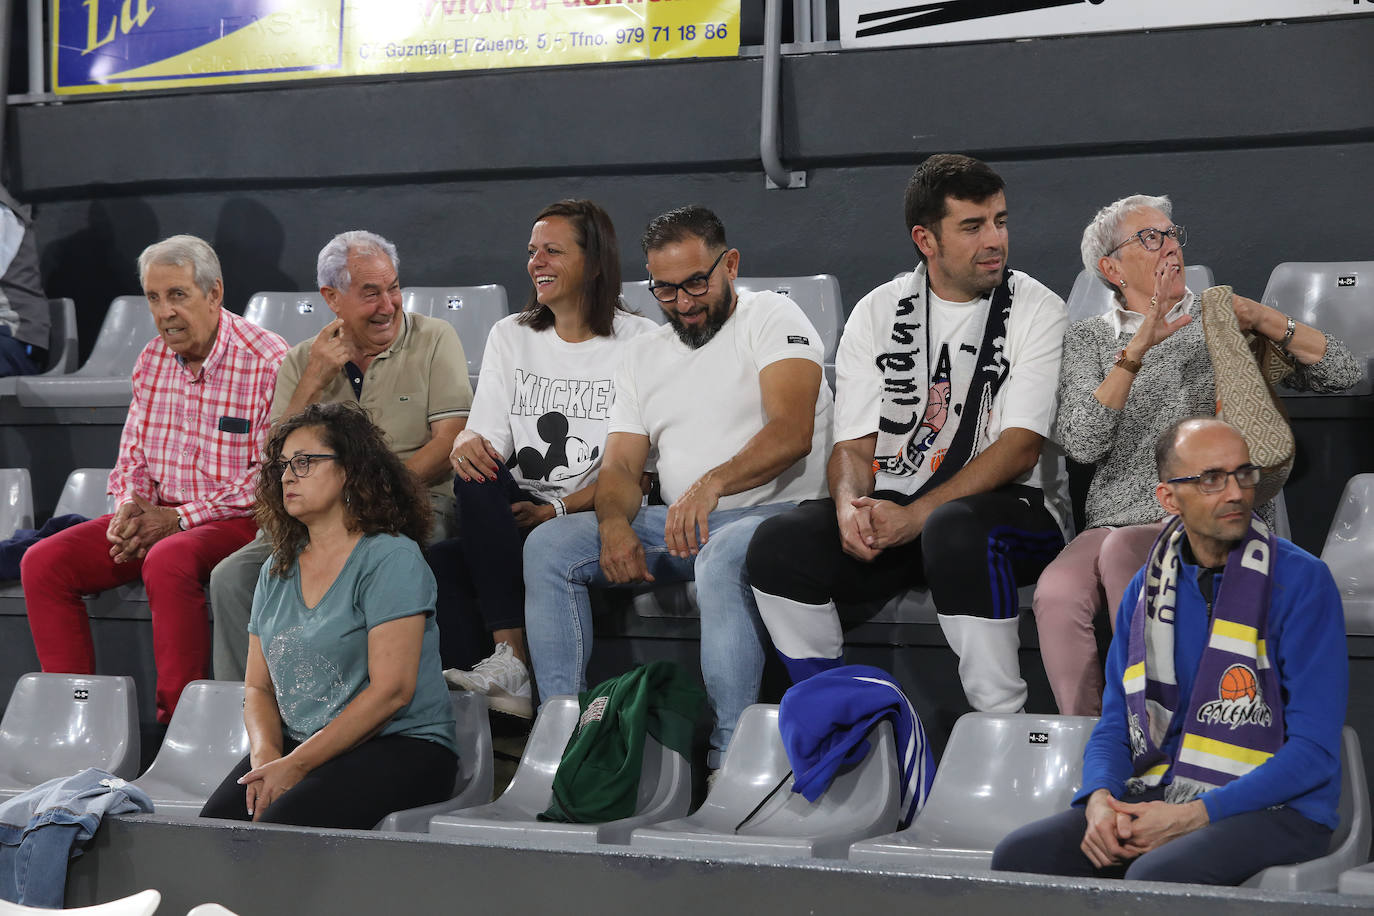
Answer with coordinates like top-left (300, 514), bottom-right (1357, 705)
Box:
top-left (316, 230), bottom-right (399, 291)
top-left (137, 234), bottom-right (222, 295)
top-left (1080, 194), bottom-right (1173, 295)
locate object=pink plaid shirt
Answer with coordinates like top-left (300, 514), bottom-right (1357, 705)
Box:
top-left (108, 309), bottom-right (289, 528)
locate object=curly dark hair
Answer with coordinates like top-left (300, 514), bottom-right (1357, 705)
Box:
top-left (519, 199), bottom-right (628, 336)
top-left (255, 402), bottom-right (433, 577)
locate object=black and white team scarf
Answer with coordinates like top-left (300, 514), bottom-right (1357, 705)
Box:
top-left (872, 263), bottom-right (1015, 498)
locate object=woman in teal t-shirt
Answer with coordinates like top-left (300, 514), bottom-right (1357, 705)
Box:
top-left (201, 402), bottom-right (457, 828)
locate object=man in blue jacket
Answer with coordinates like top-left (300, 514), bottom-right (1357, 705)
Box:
top-left (992, 416), bottom-right (1347, 885)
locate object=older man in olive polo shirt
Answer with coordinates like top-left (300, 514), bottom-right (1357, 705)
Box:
top-left (209, 229), bottom-right (472, 679)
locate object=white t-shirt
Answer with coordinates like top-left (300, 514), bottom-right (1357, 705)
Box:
top-left (467, 311), bottom-right (659, 499)
top-left (609, 289), bottom-right (833, 511)
top-left (835, 267), bottom-right (1072, 537)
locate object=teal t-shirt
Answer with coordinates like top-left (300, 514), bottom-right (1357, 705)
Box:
top-left (248, 532), bottom-right (457, 755)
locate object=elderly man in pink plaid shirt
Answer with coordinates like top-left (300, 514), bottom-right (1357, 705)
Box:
top-left (21, 235), bottom-right (289, 723)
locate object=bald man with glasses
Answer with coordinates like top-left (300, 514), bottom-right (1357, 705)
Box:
top-left (994, 417), bottom-right (1347, 886)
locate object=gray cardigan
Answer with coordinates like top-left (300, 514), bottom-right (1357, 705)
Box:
top-left (1054, 295), bottom-right (1362, 529)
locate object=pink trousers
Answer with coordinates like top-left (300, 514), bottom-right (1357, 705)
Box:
top-left (1030, 521), bottom-right (1166, 716)
top-left (20, 513), bottom-right (257, 723)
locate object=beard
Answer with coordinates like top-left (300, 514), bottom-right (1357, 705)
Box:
top-left (663, 285), bottom-right (733, 349)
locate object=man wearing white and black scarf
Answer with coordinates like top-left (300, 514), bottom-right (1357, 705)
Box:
top-left (748, 154), bottom-right (1071, 713)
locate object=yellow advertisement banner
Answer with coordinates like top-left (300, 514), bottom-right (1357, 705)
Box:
top-left (53, 1), bottom-right (741, 95)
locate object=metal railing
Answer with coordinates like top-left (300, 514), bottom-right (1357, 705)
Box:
top-left (761, 0), bottom-right (809, 190)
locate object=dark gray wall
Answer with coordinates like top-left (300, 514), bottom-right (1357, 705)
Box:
top-left (5, 15), bottom-right (1373, 361)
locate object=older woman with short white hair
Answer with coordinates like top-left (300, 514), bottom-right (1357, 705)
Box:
top-left (1033, 194), bottom-right (1361, 717)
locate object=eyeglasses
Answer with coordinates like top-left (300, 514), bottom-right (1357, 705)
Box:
top-left (1108, 225), bottom-right (1188, 256)
top-left (648, 249), bottom-right (728, 303)
top-left (271, 453), bottom-right (338, 478)
top-left (1166, 464), bottom-right (1261, 494)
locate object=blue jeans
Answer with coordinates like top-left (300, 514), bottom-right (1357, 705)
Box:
top-left (0, 326), bottom-right (41, 377)
top-left (991, 788), bottom-right (1332, 885)
top-left (524, 502), bottom-right (796, 766)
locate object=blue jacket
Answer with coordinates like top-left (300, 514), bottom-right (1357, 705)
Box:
top-left (1076, 538), bottom-right (1347, 829)
top-left (778, 665), bottom-right (935, 829)
top-left (0, 768), bottom-right (153, 907)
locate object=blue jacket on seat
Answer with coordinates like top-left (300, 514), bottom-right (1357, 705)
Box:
top-left (778, 665), bottom-right (935, 829)
top-left (0, 768), bottom-right (153, 907)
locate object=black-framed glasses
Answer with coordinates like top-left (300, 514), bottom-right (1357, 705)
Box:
top-left (271, 454), bottom-right (338, 478)
top-left (1108, 225), bottom-right (1188, 256)
top-left (648, 248), bottom-right (728, 302)
top-left (1166, 464), bottom-right (1261, 494)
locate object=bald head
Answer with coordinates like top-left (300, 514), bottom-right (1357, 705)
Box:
top-left (1155, 417), bottom-right (1248, 481)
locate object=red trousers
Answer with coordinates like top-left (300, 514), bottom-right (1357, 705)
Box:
top-left (20, 513), bottom-right (257, 723)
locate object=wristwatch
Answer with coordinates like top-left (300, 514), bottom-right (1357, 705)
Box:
top-left (176, 510), bottom-right (189, 531)
top-left (1278, 315), bottom-right (1297, 353)
top-left (1114, 349), bottom-right (1142, 375)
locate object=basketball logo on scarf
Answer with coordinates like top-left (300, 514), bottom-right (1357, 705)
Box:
top-left (1196, 663), bottom-right (1273, 730)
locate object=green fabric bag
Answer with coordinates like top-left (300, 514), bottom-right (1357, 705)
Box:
top-left (540, 661), bottom-right (704, 824)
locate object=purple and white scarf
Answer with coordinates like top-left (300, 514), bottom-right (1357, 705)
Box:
top-left (1123, 514), bottom-right (1284, 802)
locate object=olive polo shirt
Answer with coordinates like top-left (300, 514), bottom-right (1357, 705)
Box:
top-left (270, 311), bottom-right (472, 512)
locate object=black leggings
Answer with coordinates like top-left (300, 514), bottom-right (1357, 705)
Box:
top-left (746, 486), bottom-right (1064, 619)
top-left (430, 465), bottom-right (539, 669)
top-left (199, 733), bottom-right (457, 829)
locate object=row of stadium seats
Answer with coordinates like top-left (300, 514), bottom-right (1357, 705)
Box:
top-left (7, 261), bottom-right (1368, 410)
top-left (3, 276), bottom-right (842, 410)
top-left (1, 672), bottom-right (1369, 893)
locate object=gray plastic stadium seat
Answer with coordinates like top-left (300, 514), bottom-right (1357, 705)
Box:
top-left (0, 673), bottom-right (140, 797)
top-left (1065, 265), bottom-right (1215, 326)
top-left (242, 292), bottom-right (330, 345)
top-left (54, 468), bottom-right (117, 518)
top-left (620, 281), bottom-right (663, 324)
top-left (131, 681), bottom-right (248, 816)
top-left (848, 713), bottom-right (1096, 870)
top-left (0, 888), bottom-right (161, 916)
top-left (0, 468), bottom-right (34, 539)
top-left (52, 468), bottom-right (146, 608)
top-left (15, 296), bottom-right (153, 408)
top-left (1245, 726), bottom-right (1369, 891)
top-left (631, 704), bottom-right (898, 860)
top-left (402, 286), bottom-right (509, 379)
top-left (736, 275), bottom-right (843, 365)
top-left (373, 689), bottom-right (494, 832)
top-left (1323, 474), bottom-right (1374, 635)
top-left (0, 298), bottom-right (79, 397)
top-left (1263, 262), bottom-right (1374, 397)
top-left (185, 905), bottom-right (237, 916)
top-left (427, 695), bottom-right (690, 846)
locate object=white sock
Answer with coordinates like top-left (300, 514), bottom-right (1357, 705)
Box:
top-left (937, 613), bottom-right (1027, 713)
top-left (752, 588), bottom-right (844, 682)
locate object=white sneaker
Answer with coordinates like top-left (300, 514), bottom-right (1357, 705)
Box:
top-left (444, 642), bottom-right (533, 718)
